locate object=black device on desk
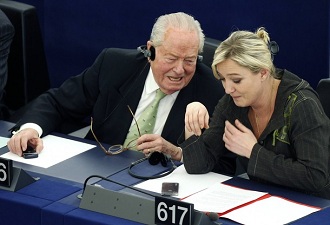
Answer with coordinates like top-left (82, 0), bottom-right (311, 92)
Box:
top-left (22, 146), bottom-right (38, 159)
top-left (128, 152), bottom-right (177, 179)
top-left (161, 182), bottom-right (179, 196)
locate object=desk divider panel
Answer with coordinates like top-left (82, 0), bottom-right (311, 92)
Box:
top-left (79, 184), bottom-right (219, 225)
top-left (80, 184), bottom-right (155, 224)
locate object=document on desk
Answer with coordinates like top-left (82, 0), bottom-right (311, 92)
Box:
top-left (182, 182), bottom-right (319, 225)
top-left (134, 164), bottom-right (231, 199)
top-left (0, 134), bottom-right (95, 168)
top-left (0, 136), bottom-right (9, 148)
top-left (221, 195), bottom-right (320, 225)
top-left (182, 182), bottom-right (268, 213)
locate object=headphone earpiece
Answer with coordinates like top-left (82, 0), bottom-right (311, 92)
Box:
top-left (148, 151), bottom-right (168, 167)
top-left (148, 46), bottom-right (155, 61)
top-left (268, 41), bottom-right (279, 61)
top-left (137, 45), bottom-right (156, 61)
top-left (143, 50), bottom-right (151, 58)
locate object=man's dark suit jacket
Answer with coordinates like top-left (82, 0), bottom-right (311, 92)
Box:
top-left (14, 48), bottom-right (224, 146)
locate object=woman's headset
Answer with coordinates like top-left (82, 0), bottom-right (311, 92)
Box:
top-left (268, 41), bottom-right (279, 61)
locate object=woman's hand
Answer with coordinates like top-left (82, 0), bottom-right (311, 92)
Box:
top-left (185, 102), bottom-right (209, 138)
top-left (223, 119), bottom-right (257, 158)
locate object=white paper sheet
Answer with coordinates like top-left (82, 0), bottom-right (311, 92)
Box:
top-left (0, 136), bottom-right (9, 148)
top-left (222, 195), bottom-right (320, 225)
top-left (182, 182), bottom-right (267, 213)
top-left (0, 134), bottom-right (95, 168)
top-left (134, 164), bottom-right (231, 199)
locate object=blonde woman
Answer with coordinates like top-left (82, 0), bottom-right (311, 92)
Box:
top-left (179, 27), bottom-right (330, 200)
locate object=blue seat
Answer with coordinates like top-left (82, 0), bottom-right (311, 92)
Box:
top-left (0, 0), bottom-right (50, 111)
top-left (201, 37), bottom-right (221, 69)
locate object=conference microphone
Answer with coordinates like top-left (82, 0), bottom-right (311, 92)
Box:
top-left (192, 210), bottom-right (221, 225)
top-left (77, 174), bottom-right (155, 199)
top-left (206, 211), bottom-right (220, 221)
top-left (78, 175), bottom-right (220, 225)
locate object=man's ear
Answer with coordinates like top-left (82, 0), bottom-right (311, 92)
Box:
top-left (147, 40), bottom-right (153, 49)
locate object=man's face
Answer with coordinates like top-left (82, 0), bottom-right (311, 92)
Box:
top-left (149, 28), bottom-right (200, 95)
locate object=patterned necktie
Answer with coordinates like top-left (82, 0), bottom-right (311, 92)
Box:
top-left (123, 89), bottom-right (166, 149)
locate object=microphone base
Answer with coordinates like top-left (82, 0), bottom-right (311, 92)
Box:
top-left (193, 211), bottom-right (221, 225)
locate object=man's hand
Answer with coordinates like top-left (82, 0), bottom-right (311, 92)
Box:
top-left (7, 128), bottom-right (43, 157)
top-left (136, 134), bottom-right (182, 161)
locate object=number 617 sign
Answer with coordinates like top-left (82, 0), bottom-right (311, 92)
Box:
top-left (155, 196), bottom-right (194, 225)
top-left (0, 157), bottom-right (13, 187)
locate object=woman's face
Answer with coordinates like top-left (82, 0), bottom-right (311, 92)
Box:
top-left (216, 59), bottom-right (266, 108)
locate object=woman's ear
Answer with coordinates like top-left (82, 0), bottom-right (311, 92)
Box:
top-left (260, 69), bottom-right (269, 80)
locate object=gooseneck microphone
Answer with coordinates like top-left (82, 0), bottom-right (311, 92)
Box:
top-left (79, 174), bottom-right (154, 199)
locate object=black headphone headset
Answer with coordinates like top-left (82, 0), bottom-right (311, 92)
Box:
top-left (138, 45), bottom-right (156, 61)
top-left (268, 41), bottom-right (279, 61)
top-left (128, 152), bottom-right (177, 179)
top-left (137, 45), bottom-right (203, 62)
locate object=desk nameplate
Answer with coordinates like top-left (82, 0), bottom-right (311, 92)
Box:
top-left (0, 157), bottom-right (13, 187)
top-left (0, 157), bottom-right (35, 192)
